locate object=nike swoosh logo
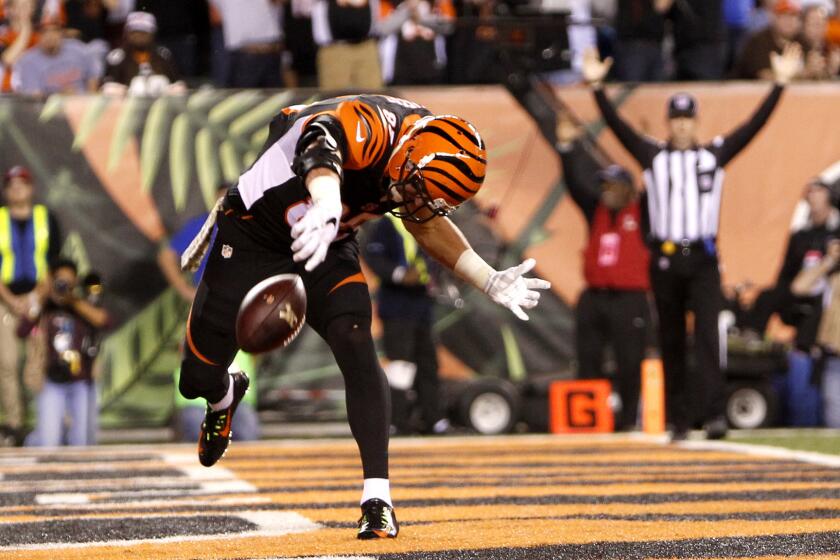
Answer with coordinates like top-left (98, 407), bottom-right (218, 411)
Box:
top-left (356, 122), bottom-right (366, 143)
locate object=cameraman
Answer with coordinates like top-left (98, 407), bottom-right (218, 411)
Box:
top-left (21, 259), bottom-right (109, 447)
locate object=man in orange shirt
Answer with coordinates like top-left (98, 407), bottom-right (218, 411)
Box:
top-left (0, 0), bottom-right (39, 92)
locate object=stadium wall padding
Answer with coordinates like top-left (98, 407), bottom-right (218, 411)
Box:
top-left (0, 84), bottom-right (833, 427)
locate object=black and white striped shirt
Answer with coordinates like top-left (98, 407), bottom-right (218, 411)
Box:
top-left (594, 84), bottom-right (783, 245)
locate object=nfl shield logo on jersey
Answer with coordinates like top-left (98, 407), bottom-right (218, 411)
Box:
top-left (221, 244), bottom-right (233, 259)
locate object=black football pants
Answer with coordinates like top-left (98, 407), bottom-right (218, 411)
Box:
top-left (181, 211), bottom-right (391, 478)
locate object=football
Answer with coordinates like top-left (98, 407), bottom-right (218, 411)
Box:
top-left (236, 274), bottom-right (307, 354)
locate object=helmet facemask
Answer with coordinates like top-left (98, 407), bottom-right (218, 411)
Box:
top-left (389, 148), bottom-right (458, 223)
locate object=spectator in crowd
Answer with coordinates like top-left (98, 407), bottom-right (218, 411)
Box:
top-left (133, 0), bottom-right (207, 79)
top-left (101, 11), bottom-right (184, 96)
top-left (724, 0), bottom-right (755, 72)
top-left (363, 215), bottom-right (450, 436)
top-left (668, 0), bottom-right (726, 80)
top-left (379, 0), bottom-right (454, 85)
top-left (733, 0), bottom-right (803, 80)
top-left (0, 166), bottom-right (62, 446)
top-left (62, 0), bottom-right (110, 43)
top-left (799, 4), bottom-right (840, 79)
top-left (14, 16), bottom-right (100, 95)
top-left (20, 258), bottom-right (109, 447)
top-left (792, 238), bottom-right (840, 428)
top-left (827, 0), bottom-right (840, 47)
top-left (581, 44), bottom-right (800, 440)
top-left (612, 0), bottom-right (670, 82)
top-left (0, 0), bottom-right (40, 92)
top-left (281, 0), bottom-right (318, 87)
top-left (311, 0), bottom-right (383, 89)
top-left (748, 179), bottom-right (840, 348)
top-left (748, 0), bottom-right (776, 33)
top-left (102, 0), bottom-right (132, 45)
top-left (158, 185), bottom-right (260, 443)
top-left (446, 0), bottom-right (504, 84)
top-left (210, 0), bottom-right (284, 89)
top-left (541, 0), bottom-right (598, 85)
top-left (207, 2), bottom-right (228, 87)
top-left (80, 271), bottom-right (104, 444)
top-left (61, 0), bottom-right (116, 76)
top-left (555, 111), bottom-right (651, 430)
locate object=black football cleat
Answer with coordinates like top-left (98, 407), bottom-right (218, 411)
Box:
top-left (704, 415), bottom-right (729, 440)
top-left (198, 371), bottom-right (249, 467)
top-left (357, 498), bottom-right (399, 539)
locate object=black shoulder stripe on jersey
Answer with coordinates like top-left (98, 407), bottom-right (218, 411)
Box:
top-left (430, 154), bottom-right (485, 185)
top-left (423, 164), bottom-right (479, 194)
top-left (425, 176), bottom-right (467, 202)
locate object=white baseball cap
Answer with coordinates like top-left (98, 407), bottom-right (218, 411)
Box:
top-left (125, 11), bottom-right (157, 34)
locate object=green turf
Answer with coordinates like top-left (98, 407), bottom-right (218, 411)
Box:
top-left (730, 431), bottom-right (840, 455)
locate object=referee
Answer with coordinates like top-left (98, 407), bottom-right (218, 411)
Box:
top-left (580, 44), bottom-right (801, 440)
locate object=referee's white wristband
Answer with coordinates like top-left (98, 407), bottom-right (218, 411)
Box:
top-left (454, 249), bottom-right (495, 292)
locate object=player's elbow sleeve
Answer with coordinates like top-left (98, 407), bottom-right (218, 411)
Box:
top-left (293, 118), bottom-right (345, 180)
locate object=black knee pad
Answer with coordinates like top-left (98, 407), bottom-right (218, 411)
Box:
top-left (325, 312), bottom-right (373, 352)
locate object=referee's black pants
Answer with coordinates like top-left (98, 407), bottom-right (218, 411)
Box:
top-left (649, 248), bottom-right (726, 431)
top-left (576, 288), bottom-right (650, 430)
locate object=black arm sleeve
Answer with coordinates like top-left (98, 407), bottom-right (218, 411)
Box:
top-left (714, 84), bottom-right (783, 167)
top-left (775, 233), bottom-right (801, 290)
top-left (292, 114), bottom-right (347, 180)
top-left (558, 141), bottom-right (601, 223)
top-left (47, 211), bottom-right (62, 266)
top-left (593, 88), bottom-right (659, 168)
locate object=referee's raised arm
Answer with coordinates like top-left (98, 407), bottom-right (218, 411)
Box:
top-left (715, 43), bottom-right (802, 167)
top-left (581, 49), bottom-right (659, 169)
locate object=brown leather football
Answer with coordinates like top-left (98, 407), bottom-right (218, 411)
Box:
top-left (235, 274), bottom-right (306, 354)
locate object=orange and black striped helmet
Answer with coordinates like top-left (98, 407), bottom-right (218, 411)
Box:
top-left (387, 115), bottom-right (486, 222)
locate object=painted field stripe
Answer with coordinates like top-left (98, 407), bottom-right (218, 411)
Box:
top-left (35, 494), bottom-right (90, 505)
top-left (679, 440), bottom-right (840, 468)
top-left (2, 518), bottom-right (838, 560)
top-left (8, 497), bottom-right (840, 526)
top-left (264, 557), bottom-right (374, 560)
top-left (0, 511), bottom-right (321, 551)
top-left (1, 478), bottom-right (204, 494)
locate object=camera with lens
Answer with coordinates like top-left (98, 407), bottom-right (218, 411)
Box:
top-left (53, 278), bottom-right (72, 296)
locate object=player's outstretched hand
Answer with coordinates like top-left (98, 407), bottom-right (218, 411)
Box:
top-left (581, 48), bottom-right (612, 88)
top-left (484, 258), bottom-right (551, 321)
top-left (771, 42), bottom-right (803, 85)
top-left (291, 204), bottom-right (339, 272)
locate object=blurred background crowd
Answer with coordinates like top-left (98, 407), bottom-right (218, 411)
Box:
top-left (1, 0), bottom-right (840, 98)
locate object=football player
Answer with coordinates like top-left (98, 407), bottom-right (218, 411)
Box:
top-left (180, 94), bottom-right (551, 539)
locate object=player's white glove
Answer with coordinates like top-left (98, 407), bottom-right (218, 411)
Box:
top-left (483, 258), bottom-right (551, 321)
top-left (290, 204), bottom-right (340, 272)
